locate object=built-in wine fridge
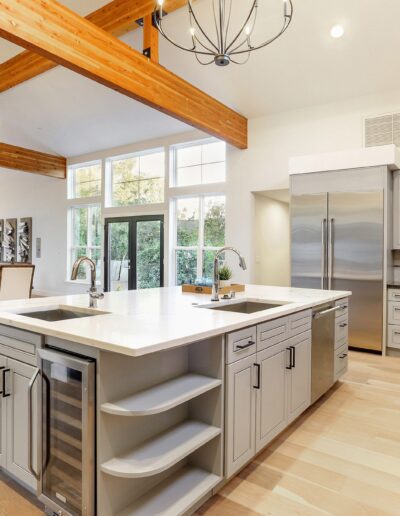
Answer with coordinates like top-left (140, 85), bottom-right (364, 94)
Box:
top-left (29, 348), bottom-right (96, 516)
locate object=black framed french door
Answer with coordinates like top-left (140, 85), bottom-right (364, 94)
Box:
top-left (104, 215), bottom-right (164, 292)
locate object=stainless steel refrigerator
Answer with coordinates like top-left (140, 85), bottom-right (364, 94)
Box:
top-left (291, 190), bottom-right (384, 352)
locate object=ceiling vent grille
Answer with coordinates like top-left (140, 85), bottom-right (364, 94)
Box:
top-left (364, 113), bottom-right (400, 147)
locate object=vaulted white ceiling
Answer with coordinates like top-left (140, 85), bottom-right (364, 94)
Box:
top-left (1, 0), bottom-right (399, 157)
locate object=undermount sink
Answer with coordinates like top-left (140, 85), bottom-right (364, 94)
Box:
top-left (19, 308), bottom-right (99, 322)
top-left (205, 301), bottom-right (284, 314)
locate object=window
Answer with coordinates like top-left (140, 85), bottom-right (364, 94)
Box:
top-left (68, 162), bottom-right (101, 199)
top-left (174, 195), bottom-right (225, 285)
top-left (69, 205), bottom-right (101, 281)
top-left (108, 149), bottom-right (165, 207)
top-left (173, 140), bottom-right (226, 187)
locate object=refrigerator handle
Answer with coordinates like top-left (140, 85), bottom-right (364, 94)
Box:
top-left (321, 218), bottom-right (327, 289)
top-left (328, 218), bottom-right (334, 290)
top-left (28, 367), bottom-right (41, 481)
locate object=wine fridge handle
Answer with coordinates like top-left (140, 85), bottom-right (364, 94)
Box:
top-left (28, 367), bottom-right (41, 481)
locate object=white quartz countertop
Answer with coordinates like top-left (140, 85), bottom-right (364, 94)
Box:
top-left (0, 285), bottom-right (350, 357)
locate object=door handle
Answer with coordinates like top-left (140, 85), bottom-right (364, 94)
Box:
top-left (328, 218), bottom-right (334, 290)
top-left (253, 363), bottom-right (261, 389)
top-left (339, 353), bottom-right (348, 359)
top-left (339, 323), bottom-right (348, 328)
top-left (321, 218), bottom-right (327, 289)
top-left (290, 346), bottom-right (296, 368)
top-left (2, 369), bottom-right (11, 398)
top-left (286, 347), bottom-right (293, 370)
top-left (28, 368), bottom-right (40, 481)
top-left (313, 305), bottom-right (342, 318)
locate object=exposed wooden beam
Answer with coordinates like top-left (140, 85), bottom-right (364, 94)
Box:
top-left (0, 0), bottom-right (248, 149)
top-left (0, 0), bottom-right (186, 93)
top-left (143, 13), bottom-right (159, 63)
top-left (0, 143), bottom-right (66, 179)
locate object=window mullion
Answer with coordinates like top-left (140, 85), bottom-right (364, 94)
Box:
top-left (198, 196), bottom-right (204, 278)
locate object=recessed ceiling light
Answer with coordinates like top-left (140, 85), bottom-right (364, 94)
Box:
top-left (330, 24), bottom-right (345, 39)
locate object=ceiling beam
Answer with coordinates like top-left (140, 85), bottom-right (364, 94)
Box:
top-left (0, 0), bottom-right (248, 149)
top-left (0, 0), bottom-right (186, 94)
top-left (0, 143), bottom-right (66, 179)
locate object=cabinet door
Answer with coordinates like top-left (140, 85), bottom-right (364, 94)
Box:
top-left (287, 332), bottom-right (311, 424)
top-left (6, 359), bottom-right (38, 489)
top-left (0, 354), bottom-right (7, 468)
top-left (225, 355), bottom-right (256, 478)
top-left (255, 344), bottom-right (287, 452)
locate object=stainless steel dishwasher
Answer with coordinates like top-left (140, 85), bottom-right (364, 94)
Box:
top-left (311, 303), bottom-right (341, 403)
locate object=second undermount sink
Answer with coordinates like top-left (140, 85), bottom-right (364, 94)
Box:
top-left (205, 301), bottom-right (285, 314)
top-left (18, 308), bottom-right (102, 322)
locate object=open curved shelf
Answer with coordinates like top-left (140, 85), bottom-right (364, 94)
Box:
top-left (116, 466), bottom-right (221, 516)
top-left (101, 420), bottom-right (221, 478)
top-left (101, 373), bottom-right (222, 416)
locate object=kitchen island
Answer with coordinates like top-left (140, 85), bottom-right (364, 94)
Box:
top-left (0, 285), bottom-right (350, 516)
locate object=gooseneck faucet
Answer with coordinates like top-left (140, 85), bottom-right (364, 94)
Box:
top-left (211, 247), bottom-right (247, 302)
top-left (71, 256), bottom-right (104, 308)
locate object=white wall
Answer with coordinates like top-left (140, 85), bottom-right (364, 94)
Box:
top-left (0, 168), bottom-right (85, 296)
top-left (254, 195), bottom-right (290, 286)
top-left (226, 88), bottom-right (400, 282)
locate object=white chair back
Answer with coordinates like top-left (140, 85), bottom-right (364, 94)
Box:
top-left (0, 265), bottom-right (35, 300)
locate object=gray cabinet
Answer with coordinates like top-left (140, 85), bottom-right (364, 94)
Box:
top-left (0, 352), bottom-right (38, 489)
top-left (225, 355), bottom-right (256, 478)
top-left (225, 314), bottom-right (312, 478)
top-left (393, 171), bottom-right (400, 249)
top-left (6, 358), bottom-right (38, 489)
top-left (286, 332), bottom-right (312, 424)
top-left (255, 343), bottom-right (287, 452)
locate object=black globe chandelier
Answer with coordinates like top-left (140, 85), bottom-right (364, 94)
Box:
top-left (153, 0), bottom-right (294, 66)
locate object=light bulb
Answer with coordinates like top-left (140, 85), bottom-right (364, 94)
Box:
top-left (245, 26), bottom-right (251, 36)
top-left (157, 0), bottom-right (164, 6)
top-left (190, 27), bottom-right (195, 36)
top-left (330, 24), bottom-right (345, 39)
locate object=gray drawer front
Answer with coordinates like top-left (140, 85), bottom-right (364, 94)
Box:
top-left (288, 310), bottom-right (311, 337)
top-left (335, 314), bottom-right (348, 349)
top-left (257, 317), bottom-right (289, 352)
top-left (334, 342), bottom-right (348, 380)
top-left (0, 324), bottom-right (43, 356)
top-left (335, 298), bottom-right (349, 318)
top-left (388, 289), bottom-right (400, 302)
top-left (226, 326), bottom-right (257, 364)
top-left (387, 325), bottom-right (400, 349)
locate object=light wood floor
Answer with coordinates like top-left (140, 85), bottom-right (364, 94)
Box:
top-left (1, 351), bottom-right (400, 516)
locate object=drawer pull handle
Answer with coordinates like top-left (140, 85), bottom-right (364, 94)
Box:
top-left (286, 347), bottom-right (293, 370)
top-left (339, 305), bottom-right (348, 310)
top-left (339, 323), bottom-right (348, 328)
top-left (393, 294), bottom-right (400, 298)
top-left (0, 366), bottom-right (4, 394)
top-left (394, 308), bottom-right (400, 312)
top-left (339, 353), bottom-right (348, 359)
top-left (394, 331), bottom-right (400, 335)
top-left (253, 363), bottom-right (261, 389)
top-left (236, 340), bottom-right (255, 350)
top-left (2, 368), bottom-right (10, 398)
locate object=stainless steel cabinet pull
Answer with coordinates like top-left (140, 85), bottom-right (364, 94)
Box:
top-left (328, 218), bottom-right (334, 290)
top-left (2, 369), bottom-right (10, 398)
top-left (236, 340), bottom-right (255, 350)
top-left (253, 363), bottom-right (261, 389)
top-left (28, 367), bottom-right (40, 481)
top-left (395, 308), bottom-right (400, 311)
top-left (321, 219), bottom-right (327, 289)
top-left (393, 294), bottom-right (400, 298)
top-left (394, 331), bottom-right (400, 335)
top-left (286, 347), bottom-right (293, 370)
top-left (313, 305), bottom-right (342, 319)
top-left (339, 323), bottom-right (348, 328)
top-left (339, 353), bottom-right (348, 359)
top-left (340, 305), bottom-right (348, 310)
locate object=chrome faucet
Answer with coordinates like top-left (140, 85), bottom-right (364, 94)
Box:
top-left (71, 256), bottom-right (104, 308)
top-left (211, 247), bottom-right (247, 302)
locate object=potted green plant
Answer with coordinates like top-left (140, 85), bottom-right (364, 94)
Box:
top-left (218, 264), bottom-right (233, 288)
